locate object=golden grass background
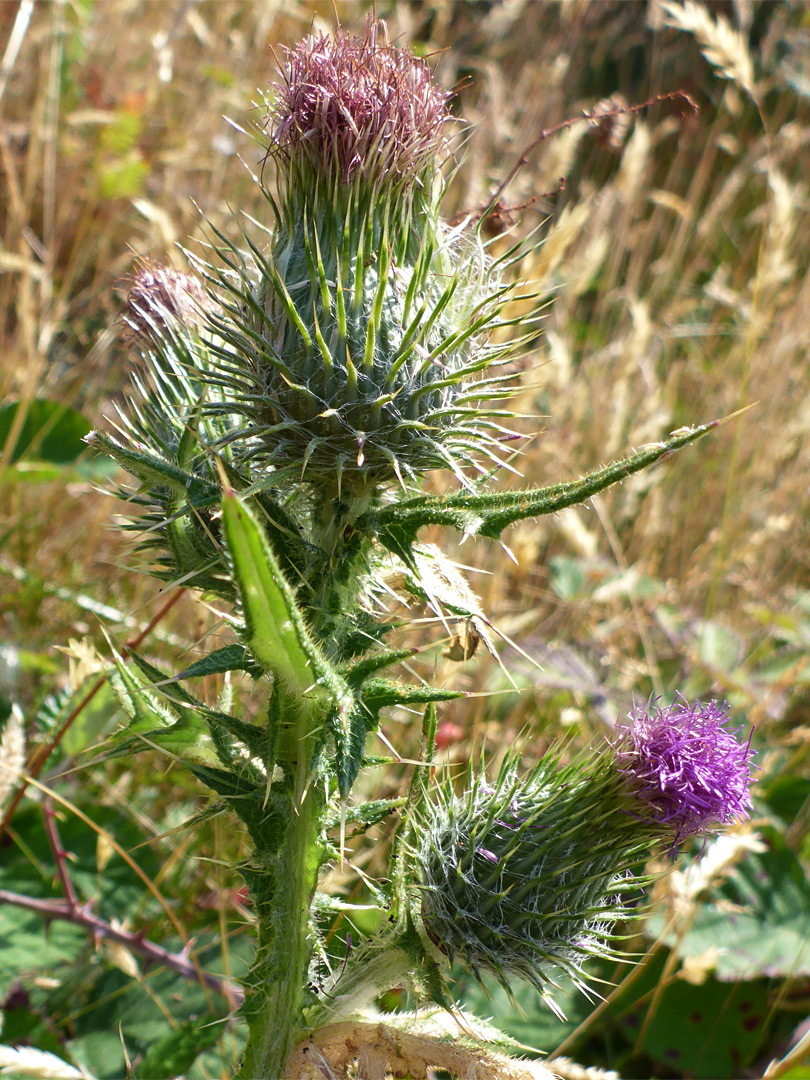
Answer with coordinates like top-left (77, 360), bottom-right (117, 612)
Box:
top-left (1, 1), bottom-right (809, 1074)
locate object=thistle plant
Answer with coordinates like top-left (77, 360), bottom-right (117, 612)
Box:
top-left (89, 21), bottom-right (755, 1079)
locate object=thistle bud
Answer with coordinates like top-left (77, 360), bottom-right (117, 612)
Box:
top-left (124, 262), bottom-right (211, 350)
top-left (206, 21), bottom-right (523, 495)
top-left (418, 699), bottom-right (754, 1007)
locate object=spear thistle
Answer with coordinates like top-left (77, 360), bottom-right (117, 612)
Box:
top-left (88, 19), bottom-right (736, 1079)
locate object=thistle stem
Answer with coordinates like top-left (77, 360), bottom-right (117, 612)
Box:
top-left (237, 698), bottom-right (324, 1080)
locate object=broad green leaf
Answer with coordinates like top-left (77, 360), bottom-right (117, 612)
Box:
top-left (0, 400), bottom-right (90, 465)
top-left (549, 555), bottom-right (586, 600)
top-left (61, 934), bottom-right (250, 1079)
top-left (649, 826), bottom-right (810, 979)
top-left (133, 1016), bottom-right (223, 1079)
top-left (620, 976), bottom-right (769, 1078)
top-left (0, 802), bottom-right (162, 998)
top-left (456, 967), bottom-right (595, 1049)
top-left (67, 1031), bottom-right (125, 1080)
top-left (0, 905), bottom-right (85, 1000)
top-left (695, 619), bottom-right (743, 673)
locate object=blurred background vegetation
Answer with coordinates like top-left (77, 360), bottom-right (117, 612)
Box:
top-left (1, 1), bottom-right (810, 1077)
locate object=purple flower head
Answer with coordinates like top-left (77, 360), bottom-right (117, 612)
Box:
top-left (613, 697), bottom-right (755, 842)
top-left (269, 20), bottom-right (451, 186)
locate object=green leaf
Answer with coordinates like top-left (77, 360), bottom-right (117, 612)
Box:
top-left (621, 976), bottom-right (770, 1078)
top-left (361, 678), bottom-right (465, 710)
top-left (222, 490), bottom-right (317, 693)
top-left (549, 555), bottom-right (586, 600)
top-left (221, 490), bottom-right (351, 713)
top-left (0, 400), bottom-right (91, 465)
top-left (342, 647), bottom-right (418, 685)
top-left (0, 904), bottom-right (86, 1000)
top-left (133, 1016), bottom-right (223, 1079)
top-left (323, 796), bottom-right (406, 832)
top-left (67, 1030), bottom-right (126, 1080)
top-left (177, 644), bottom-right (263, 681)
top-left (329, 681), bottom-right (462, 798)
top-left (123, 650), bottom-right (268, 764)
top-left (363, 422), bottom-right (716, 552)
top-left (106, 652), bottom-right (224, 770)
top-left (649, 825), bottom-right (810, 979)
top-left (86, 430), bottom-right (208, 495)
top-left (0, 802), bottom-right (163, 997)
top-left (109, 653), bottom-right (179, 733)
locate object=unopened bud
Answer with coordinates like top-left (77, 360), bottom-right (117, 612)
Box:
top-left (125, 263), bottom-right (211, 348)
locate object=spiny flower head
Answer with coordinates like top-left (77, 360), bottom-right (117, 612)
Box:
top-left (269, 21), bottom-right (451, 192)
top-left (199, 21), bottom-right (528, 495)
top-left (417, 755), bottom-right (645, 1010)
top-left (613, 697), bottom-right (754, 842)
top-left (417, 700), bottom-right (755, 1009)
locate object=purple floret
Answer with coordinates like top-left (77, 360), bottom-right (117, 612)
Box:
top-left (269, 21), bottom-right (450, 184)
top-left (613, 697), bottom-right (754, 841)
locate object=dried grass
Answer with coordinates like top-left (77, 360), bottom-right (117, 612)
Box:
top-left (0, 705), bottom-right (25, 808)
top-left (660, 0), bottom-right (756, 98)
top-left (1, 0), bottom-right (809, 1068)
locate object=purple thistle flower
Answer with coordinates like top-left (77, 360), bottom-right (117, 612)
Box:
top-left (613, 697), bottom-right (755, 841)
top-left (269, 20), bottom-right (451, 186)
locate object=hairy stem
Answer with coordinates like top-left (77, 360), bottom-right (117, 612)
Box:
top-left (237, 693), bottom-right (324, 1080)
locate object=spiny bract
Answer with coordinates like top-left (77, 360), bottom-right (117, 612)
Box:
top-left (417, 756), bottom-right (645, 1012)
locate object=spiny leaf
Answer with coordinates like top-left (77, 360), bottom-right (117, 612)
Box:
top-left (323, 796), bottom-right (407, 832)
top-left (221, 490), bottom-right (323, 696)
top-left (342, 647), bottom-right (419, 686)
top-left (221, 489), bottom-right (355, 763)
top-left (114, 717), bottom-right (223, 769)
top-left (109, 652), bottom-right (180, 732)
top-left (86, 430), bottom-right (213, 499)
top-left (361, 678), bottom-right (465, 710)
top-left (177, 643), bottom-right (263, 681)
top-left (363, 423), bottom-right (717, 555)
top-left (122, 649), bottom-right (268, 763)
top-left (330, 681), bottom-right (463, 799)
